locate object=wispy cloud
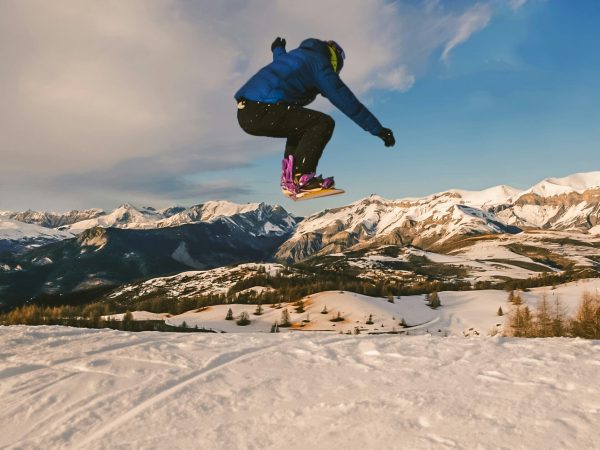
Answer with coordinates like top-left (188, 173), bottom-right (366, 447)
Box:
top-left (508, 0), bottom-right (529, 11)
top-left (442, 4), bottom-right (493, 63)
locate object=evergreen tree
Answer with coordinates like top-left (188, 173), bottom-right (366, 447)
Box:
top-left (387, 295), bottom-right (394, 303)
top-left (225, 308), bottom-right (234, 320)
top-left (366, 314), bottom-right (374, 325)
top-left (279, 308), bottom-right (292, 327)
top-left (497, 307), bottom-right (504, 316)
top-left (321, 305), bottom-right (328, 314)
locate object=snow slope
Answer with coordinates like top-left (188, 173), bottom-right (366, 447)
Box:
top-left (0, 326), bottom-right (598, 449)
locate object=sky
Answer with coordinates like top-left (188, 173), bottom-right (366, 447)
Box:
top-left (1, 0), bottom-right (599, 216)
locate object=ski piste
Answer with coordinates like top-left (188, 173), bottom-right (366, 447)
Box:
top-left (282, 187), bottom-right (345, 201)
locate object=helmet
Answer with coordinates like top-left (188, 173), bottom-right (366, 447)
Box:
top-left (327, 40), bottom-right (345, 73)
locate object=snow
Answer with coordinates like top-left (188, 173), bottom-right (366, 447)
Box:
top-left (524, 171), bottom-right (600, 197)
top-left (200, 200), bottom-right (262, 221)
top-left (0, 218), bottom-right (73, 241)
top-left (1, 326), bottom-right (598, 449)
top-left (450, 184), bottom-right (522, 206)
top-left (66, 204), bottom-right (161, 234)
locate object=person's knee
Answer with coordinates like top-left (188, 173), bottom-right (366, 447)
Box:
top-left (322, 115), bottom-right (335, 134)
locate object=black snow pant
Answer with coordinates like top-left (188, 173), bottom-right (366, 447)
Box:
top-left (236, 99), bottom-right (335, 175)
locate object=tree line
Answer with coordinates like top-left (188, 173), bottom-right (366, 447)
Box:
top-left (506, 290), bottom-right (600, 339)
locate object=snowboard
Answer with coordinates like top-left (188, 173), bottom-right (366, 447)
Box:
top-left (282, 187), bottom-right (345, 202)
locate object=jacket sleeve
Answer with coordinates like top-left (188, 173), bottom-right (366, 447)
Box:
top-left (272, 47), bottom-right (287, 61)
top-left (314, 67), bottom-right (383, 136)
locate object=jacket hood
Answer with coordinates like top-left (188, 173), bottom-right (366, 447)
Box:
top-left (299, 38), bottom-right (330, 56)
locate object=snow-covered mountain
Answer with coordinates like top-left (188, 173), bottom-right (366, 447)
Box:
top-left (493, 172), bottom-right (600, 229)
top-left (276, 172), bottom-right (600, 262)
top-left (0, 218), bottom-right (74, 254)
top-left (275, 192), bottom-right (522, 262)
top-left (57, 201), bottom-right (297, 235)
top-left (6, 208), bottom-right (105, 228)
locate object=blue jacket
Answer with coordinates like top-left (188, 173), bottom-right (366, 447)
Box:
top-left (234, 38), bottom-right (383, 136)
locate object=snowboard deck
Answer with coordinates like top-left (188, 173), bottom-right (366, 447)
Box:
top-left (282, 187), bottom-right (345, 201)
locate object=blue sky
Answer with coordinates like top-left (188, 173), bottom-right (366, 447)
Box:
top-left (1, 0), bottom-right (599, 216)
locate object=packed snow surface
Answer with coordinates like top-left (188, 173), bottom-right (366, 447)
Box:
top-left (0, 326), bottom-right (599, 449)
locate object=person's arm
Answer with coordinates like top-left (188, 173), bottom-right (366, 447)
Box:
top-left (271, 37), bottom-right (287, 61)
top-left (315, 67), bottom-right (383, 136)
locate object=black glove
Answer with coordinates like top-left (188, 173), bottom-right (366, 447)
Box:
top-left (271, 37), bottom-right (286, 52)
top-left (378, 128), bottom-right (396, 147)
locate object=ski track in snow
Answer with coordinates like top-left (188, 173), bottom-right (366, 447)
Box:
top-left (1, 327), bottom-right (599, 450)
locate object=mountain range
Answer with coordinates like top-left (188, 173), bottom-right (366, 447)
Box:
top-left (1, 171), bottom-right (600, 308)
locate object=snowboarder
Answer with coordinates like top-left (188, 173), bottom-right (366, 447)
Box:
top-left (235, 37), bottom-right (395, 198)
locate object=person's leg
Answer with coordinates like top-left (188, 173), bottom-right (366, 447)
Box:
top-left (237, 100), bottom-right (335, 175)
top-left (283, 107), bottom-right (335, 175)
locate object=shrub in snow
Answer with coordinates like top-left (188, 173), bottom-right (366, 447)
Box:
top-left (330, 312), bottom-right (344, 323)
top-left (387, 295), bottom-right (394, 303)
top-left (321, 306), bottom-right (328, 314)
top-left (225, 308), bottom-right (234, 320)
top-left (427, 292), bottom-right (441, 309)
top-left (236, 311), bottom-right (251, 326)
top-left (294, 300), bottom-right (305, 313)
top-left (399, 318), bottom-right (408, 327)
top-left (366, 314), bottom-right (374, 325)
top-left (254, 304), bottom-right (264, 316)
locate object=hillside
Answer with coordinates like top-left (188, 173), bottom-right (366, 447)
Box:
top-left (108, 279), bottom-right (600, 337)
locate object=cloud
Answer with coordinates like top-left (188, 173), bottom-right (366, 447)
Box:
top-left (376, 66), bottom-right (416, 92)
top-left (508, 0), bottom-right (529, 11)
top-left (441, 4), bottom-right (493, 63)
top-left (0, 0), bottom-right (512, 209)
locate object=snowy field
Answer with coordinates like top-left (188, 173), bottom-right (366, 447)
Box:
top-left (1, 326), bottom-right (599, 449)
